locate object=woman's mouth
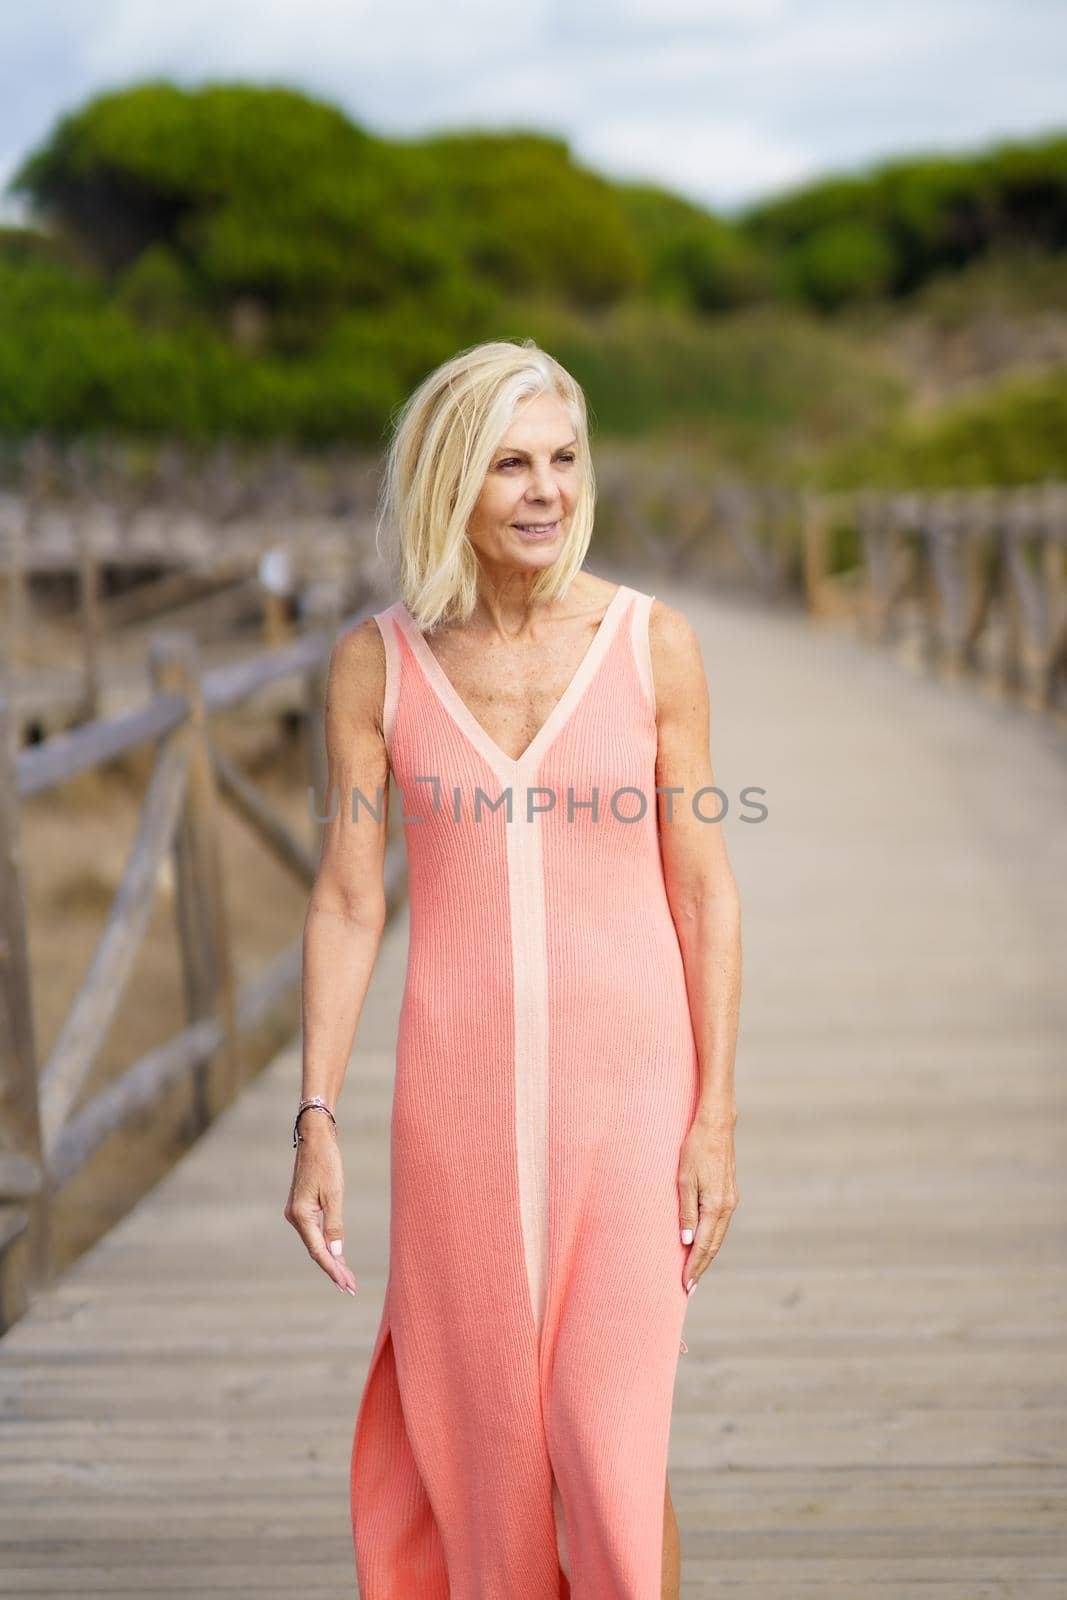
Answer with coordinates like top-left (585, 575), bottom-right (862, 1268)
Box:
top-left (512, 519), bottom-right (560, 541)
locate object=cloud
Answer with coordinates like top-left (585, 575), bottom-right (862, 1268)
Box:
top-left (578, 116), bottom-right (816, 211)
top-left (1, 0), bottom-right (1065, 219)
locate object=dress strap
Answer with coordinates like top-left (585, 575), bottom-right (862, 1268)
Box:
top-left (628, 590), bottom-right (656, 713)
top-left (372, 607), bottom-right (402, 754)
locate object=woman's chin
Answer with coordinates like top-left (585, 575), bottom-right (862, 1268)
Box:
top-left (510, 519), bottom-right (562, 547)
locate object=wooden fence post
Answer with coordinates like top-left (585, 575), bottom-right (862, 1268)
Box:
top-left (914, 495), bottom-right (942, 674)
top-left (800, 490), bottom-right (831, 617)
top-left (997, 491), bottom-right (1028, 702)
top-left (1041, 486), bottom-right (1067, 711)
top-left (6, 435), bottom-right (52, 684)
top-left (857, 492), bottom-right (894, 642)
top-left (960, 490), bottom-right (998, 675)
top-left (0, 691), bottom-right (51, 1330)
top-left (67, 442), bottom-right (104, 722)
top-left (926, 492), bottom-right (969, 682)
top-left (1, 490), bottom-right (28, 682)
top-left (149, 634), bottom-right (242, 1128)
top-left (258, 545), bottom-right (296, 649)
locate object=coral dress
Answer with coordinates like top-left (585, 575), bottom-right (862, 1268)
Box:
top-left (351, 581), bottom-right (700, 1599)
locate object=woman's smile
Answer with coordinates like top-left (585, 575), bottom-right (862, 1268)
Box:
top-left (511, 517), bottom-right (561, 541)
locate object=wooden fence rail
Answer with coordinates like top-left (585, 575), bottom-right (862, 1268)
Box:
top-left (0, 585), bottom-right (406, 1333)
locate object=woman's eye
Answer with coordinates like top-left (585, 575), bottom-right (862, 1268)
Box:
top-left (496, 453), bottom-right (575, 469)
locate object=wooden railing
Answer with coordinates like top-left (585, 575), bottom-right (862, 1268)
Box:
top-left (0, 588), bottom-right (407, 1333)
top-left (7, 435), bottom-right (1065, 716)
top-left (1, 436), bottom-right (381, 738)
top-left (799, 483), bottom-right (1067, 713)
top-left (594, 457), bottom-right (1067, 717)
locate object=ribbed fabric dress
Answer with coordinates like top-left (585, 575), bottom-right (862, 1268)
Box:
top-left (351, 581), bottom-right (700, 1599)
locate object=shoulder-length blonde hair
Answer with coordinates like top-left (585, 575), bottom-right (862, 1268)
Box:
top-left (374, 338), bottom-right (596, 630)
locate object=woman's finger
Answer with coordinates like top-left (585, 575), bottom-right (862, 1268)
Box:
top-left (322, 1191), bottom-right (357, 1294)
top-left (683, 1204), bottom-right (719, 1291)
top-left (705, 1188), bottom-right (739, 1263)
top-left (684, 1187), bottom-right (739, 1287)
top-left (678, 1167), bottom-right (698, 1245)
top-left (288, 1200), bottom-right (356, 1294)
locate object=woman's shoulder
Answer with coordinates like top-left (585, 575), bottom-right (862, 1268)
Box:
top-left (579, 571), bottom-right (695, 651)
top-left (645, 594), bottom-right (705, 721)
top-left (326, 615), bottom-right (388, 725)
top-left (648, 594), bottom-right (695, 646)
top-left (574, 570), bottom-right (646, 614)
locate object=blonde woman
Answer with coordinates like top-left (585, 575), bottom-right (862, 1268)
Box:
top-left (285, 339), bottom-right (741, 1599)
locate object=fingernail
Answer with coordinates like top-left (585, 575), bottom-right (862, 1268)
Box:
top-left (329, 1240), bottom-right (344, 1257)
top-left (681, 1228), bottom-right (693, 1244)
top-left (345, 1286), bottom-right (357, 1296)
top-left (686, 1278), bottom-right (697, 1294)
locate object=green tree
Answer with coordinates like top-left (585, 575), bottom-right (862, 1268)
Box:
top-left (413, 130), bottom-right (644, 308)
top-left (9, 82), bottom-right (463, 334)
top-left (614, 183), bottom-right (771, 311)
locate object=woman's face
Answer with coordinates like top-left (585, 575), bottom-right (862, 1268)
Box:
top-left (465, 390), bottom-right (581, 578)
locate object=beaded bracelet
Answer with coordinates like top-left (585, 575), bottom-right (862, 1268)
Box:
top-left (293, 1095), bottom-right (337, 1148)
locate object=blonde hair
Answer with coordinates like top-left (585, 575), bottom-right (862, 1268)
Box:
top-left (374, 338), bottom-right (596, 629)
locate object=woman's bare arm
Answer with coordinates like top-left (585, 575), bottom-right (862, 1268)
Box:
top-left (284, 616), bottom-right (390, 1293)
top-left (649, 598), bottom-right (741, 1286)
top-left (300, 616), bottom-right (391, 1110)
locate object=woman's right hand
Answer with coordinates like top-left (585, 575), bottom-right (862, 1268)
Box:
top-left (283, 1118), bottom-right (357, 1295)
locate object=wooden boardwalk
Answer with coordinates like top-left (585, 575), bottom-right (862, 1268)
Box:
top-left (1, 571), bottom-right (1065, 1596)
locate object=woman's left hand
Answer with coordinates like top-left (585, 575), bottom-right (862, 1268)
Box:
top-left (677, 1113), bottom-right (739, 1294)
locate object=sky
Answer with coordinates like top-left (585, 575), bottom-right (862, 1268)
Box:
top-left (1, 0), bottom-right (1065, 223)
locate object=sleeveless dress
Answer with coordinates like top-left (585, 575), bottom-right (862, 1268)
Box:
top-left (351, 581), bottom-right (701, 1599)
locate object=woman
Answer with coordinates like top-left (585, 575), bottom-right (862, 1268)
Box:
top-left (285, 339), bottom-right (741, 1599)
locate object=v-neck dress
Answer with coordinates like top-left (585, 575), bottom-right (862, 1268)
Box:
top-left (350, 582), bottom-right (700, 1599)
